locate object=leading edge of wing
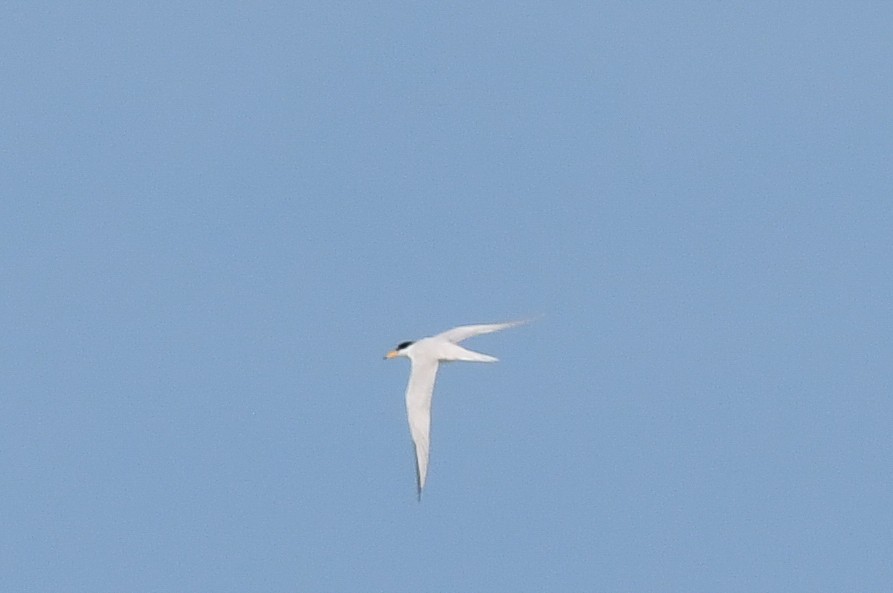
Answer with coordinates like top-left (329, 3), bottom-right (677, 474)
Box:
top-left (434, 318), bottom-right (533, 344)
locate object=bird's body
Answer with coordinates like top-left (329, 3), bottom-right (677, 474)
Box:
top-left (385, 320), bottom-right (528, 499)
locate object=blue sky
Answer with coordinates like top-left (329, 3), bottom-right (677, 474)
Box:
top-left (2, 3), bottom-right (892, 591)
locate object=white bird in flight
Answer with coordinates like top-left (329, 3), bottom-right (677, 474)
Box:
top-left (384, 319), bottom-right (529, 499)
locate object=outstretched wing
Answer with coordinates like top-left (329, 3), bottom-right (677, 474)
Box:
top-left (405, 358), bottom-right (440, 499)
top-left (434, 319), bottom-right (530, 344)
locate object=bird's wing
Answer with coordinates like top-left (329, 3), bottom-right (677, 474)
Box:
top-left (405, 358), bottom-right (439, 499)
top-left (434, 319), bottom-right (529, 344)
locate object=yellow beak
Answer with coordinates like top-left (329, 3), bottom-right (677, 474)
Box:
top-left (385, 350), bottom-right (400, 359)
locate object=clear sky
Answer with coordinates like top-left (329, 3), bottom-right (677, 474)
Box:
top-left (2, 3), bottom-right (891, 592)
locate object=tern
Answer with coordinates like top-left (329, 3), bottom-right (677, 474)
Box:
top-left (385, 320), bottom-right (529, 499)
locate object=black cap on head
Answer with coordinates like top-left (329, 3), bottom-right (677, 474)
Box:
top-left (396, 341), bottom-right (414, 351)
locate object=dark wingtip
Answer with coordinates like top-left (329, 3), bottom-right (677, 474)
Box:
top-left (413, 444), bottom-right (423, 502)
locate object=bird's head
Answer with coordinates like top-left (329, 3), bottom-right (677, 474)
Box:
top-left (384, 341), bottom-right (414, 359)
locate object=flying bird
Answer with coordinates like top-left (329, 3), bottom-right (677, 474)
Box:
top-left (384, 320), bottom-right (529, 499)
